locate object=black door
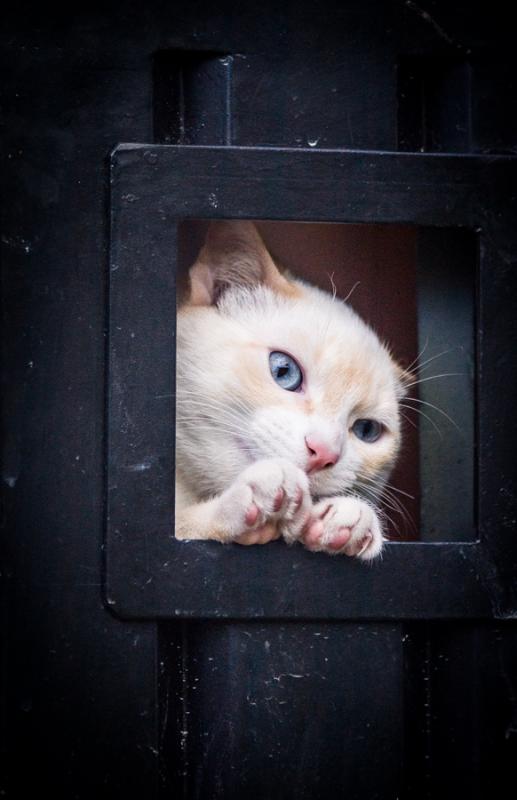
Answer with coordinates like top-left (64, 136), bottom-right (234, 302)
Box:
top-left (2, 4), bottom-right (517, 798)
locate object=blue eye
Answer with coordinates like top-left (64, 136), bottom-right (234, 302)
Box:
top-left (352, 419), bottom-right (383, 443)
top-left (269, 351), bottom-right (303, 392)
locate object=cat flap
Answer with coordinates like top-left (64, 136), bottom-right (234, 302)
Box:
top-left (187, 220), bottom-right (298, 305)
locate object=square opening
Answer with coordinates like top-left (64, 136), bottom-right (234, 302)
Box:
top-left (175, 219), bottom-right (476, 544)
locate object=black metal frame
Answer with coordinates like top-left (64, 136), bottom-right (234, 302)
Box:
top-left (107, 143), bottom-right (517, 620)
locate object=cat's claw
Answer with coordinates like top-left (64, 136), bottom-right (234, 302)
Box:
top-left (302, 496), bottom-right (384, 560)
top-left (216, 458), bottom-right (311, 546)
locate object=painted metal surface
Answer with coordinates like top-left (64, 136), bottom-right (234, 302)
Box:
top-left (107, 144), bottom-right (516, 620)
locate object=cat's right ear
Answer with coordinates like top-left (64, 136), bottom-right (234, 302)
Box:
top-left (187, 220), bottom-right (297, 306)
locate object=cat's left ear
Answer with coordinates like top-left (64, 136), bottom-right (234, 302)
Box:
top-left (187, 220), bottom-right (298, 306)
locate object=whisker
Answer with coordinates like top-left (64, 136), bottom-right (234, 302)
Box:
top-left (177, 402), bottom-right (252, 423)
top-left (400, 403), bottom-right (443, 438)
top-left (382, 491), bottom-right (409, 520)
top-left (356, 476), bottom-right (404, 512)
top-left (176, 416), bottom-right (251, 434)
top-left (412, 346), bottom-right (457, 375)
top-left (342, 280), bottom-right (361, 305)
top-left (177, 418), bottom-right (248, 434)
top-left (356, 473), bottom-right (414, 518)
top-left (177, 410), bottom-right (249, 426)
top-left (361, 484), bottom-right (409, 521)
top-left (357, 483), bottom-right (411, 534)
top-left (404, 396), bottom-right (460, 432)
top-left (404, 337), bottom-right (430, 374)
top-left (326, 271), bottom-right (337, 302)
top-left (405, 372), bottom-right (463, 389)
top-left (399, 410), bottom-right (418, 431)
top-left (380, 482), bottom-right (415, 501)
top-left (177, 392), bottom-right (252, 413)
top-left (177, 404), bottom-right (248, 420)
top-left (176, 433), bottom-right (257, 456)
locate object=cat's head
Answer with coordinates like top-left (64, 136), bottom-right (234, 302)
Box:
top-left (176, 221), bottom-right (409, 501)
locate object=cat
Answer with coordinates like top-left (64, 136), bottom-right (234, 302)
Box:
top-left (175, 221), bottom-right (409, 560)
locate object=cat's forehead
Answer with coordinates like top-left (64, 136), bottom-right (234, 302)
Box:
top-left (259, 285), bottom-right (389, 354)
top-left (229, 283), bottom-right (399, 414)
top-left (300, 330), bottom-right (397, 416)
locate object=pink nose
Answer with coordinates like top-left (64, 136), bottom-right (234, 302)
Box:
top-left (305, 436), bottom-right (340, 473)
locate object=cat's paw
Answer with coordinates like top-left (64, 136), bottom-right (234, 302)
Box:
top-left (302, 496), bottom-right (384, 560)
top-left (216, 458), bottom-right (311, 545)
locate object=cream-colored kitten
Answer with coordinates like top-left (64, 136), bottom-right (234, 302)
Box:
top-left (175, 221), bottom-right (407, 560)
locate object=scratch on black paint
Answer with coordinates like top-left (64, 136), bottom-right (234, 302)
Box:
top-left (404, 0), bottom-right (470, 53)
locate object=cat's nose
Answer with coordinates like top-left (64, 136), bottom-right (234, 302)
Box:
top-left (304, 436), bottom-right (340, 473)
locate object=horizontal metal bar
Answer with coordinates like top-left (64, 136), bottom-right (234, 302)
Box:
top-left (105, 539), bottom-right (501, 620)
top-left (111, 143), bottom-right (517, 228)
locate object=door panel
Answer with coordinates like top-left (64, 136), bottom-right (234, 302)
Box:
top-left (161, 622), bottom-right (404, 800)
top-left (3, 5), bottom-right (516, 799)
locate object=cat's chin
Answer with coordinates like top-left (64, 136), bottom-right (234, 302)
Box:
top-left (307, 471), bottom-right (354, 499)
